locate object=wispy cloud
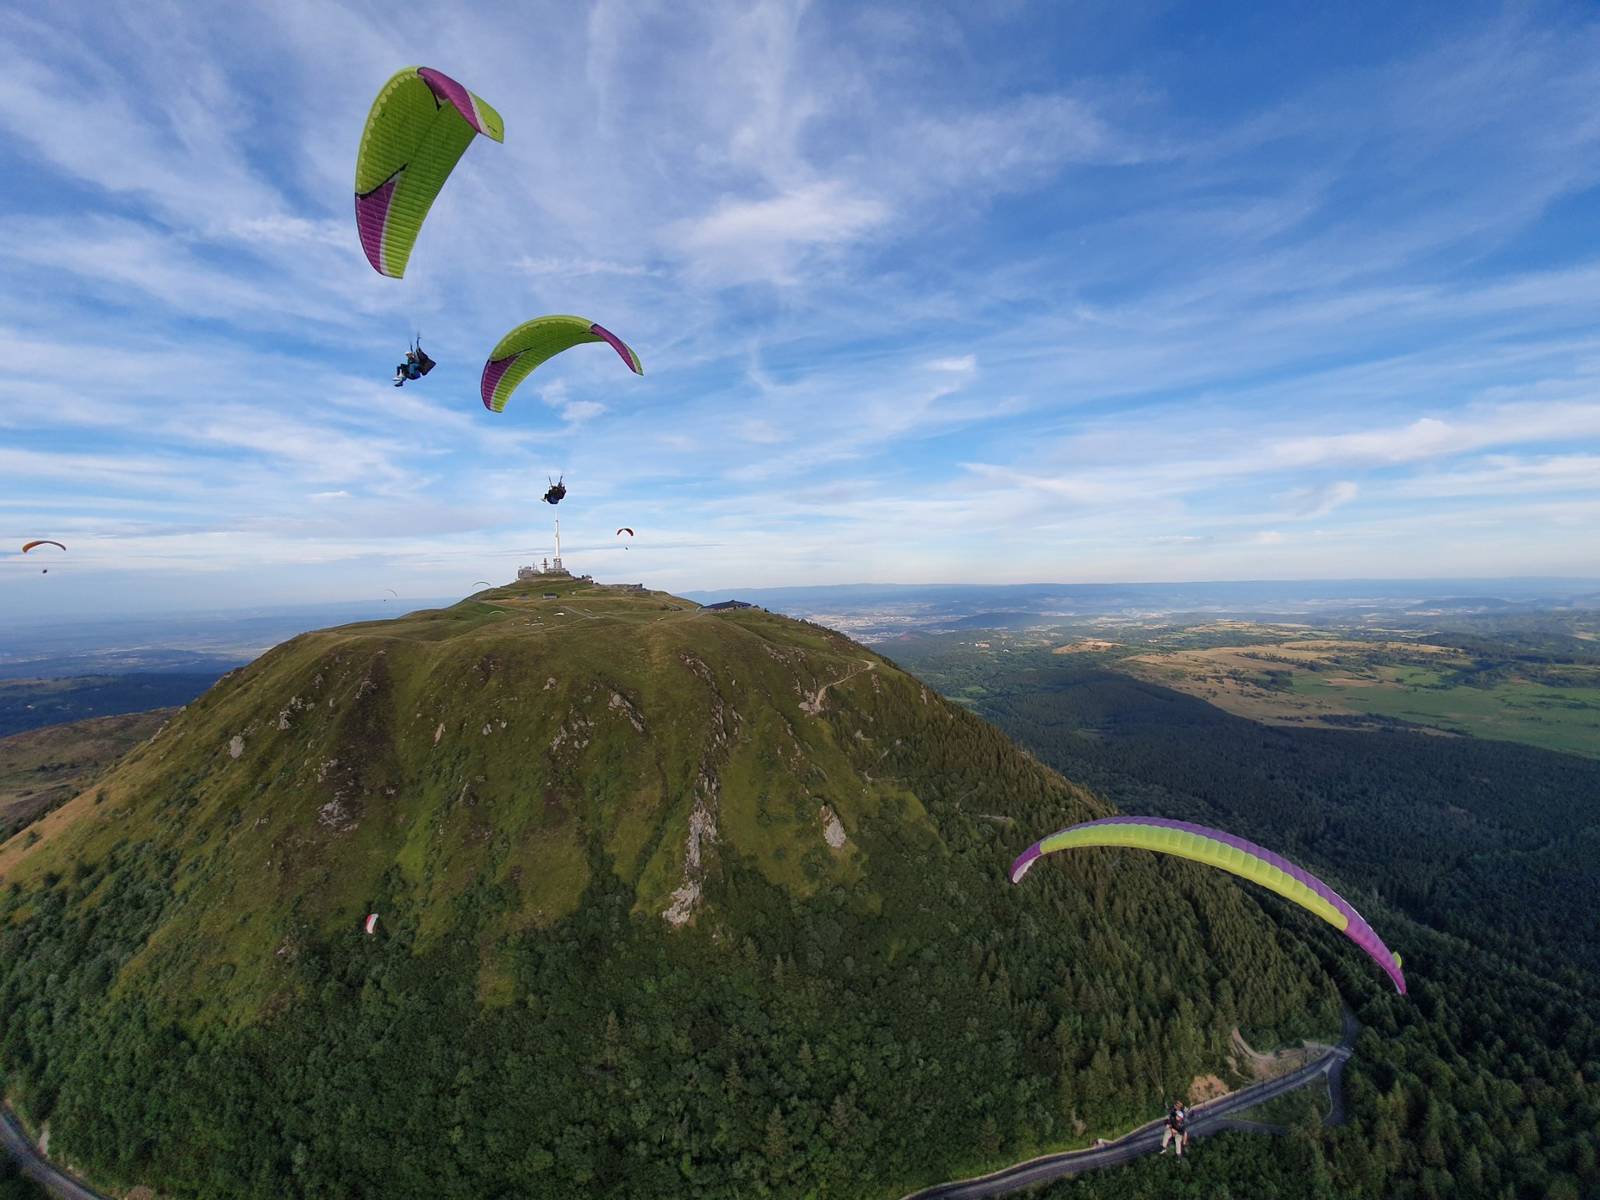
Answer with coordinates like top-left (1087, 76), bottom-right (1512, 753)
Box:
top-left (1267, 403), bottom-right (1600, 470)
top-left (675, 181), bottom-right (890, 284)
top-left (1395, 454), bottom-right (1600, 498)
top-left (1280, 480), bottom-right (1359, 518)
top-left (514, 255), bottom-right (658, 278)
top-left (4, 2), bottom-right (1600, 618)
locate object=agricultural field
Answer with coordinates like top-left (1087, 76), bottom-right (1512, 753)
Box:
top-left (1123, 636), bottom-right (1600, 758)
top-left (0, 709), bottom-right (170, 839)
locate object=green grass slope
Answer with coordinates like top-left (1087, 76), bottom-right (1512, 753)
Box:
top-left (2, 583), bottom-right (1350, 1199)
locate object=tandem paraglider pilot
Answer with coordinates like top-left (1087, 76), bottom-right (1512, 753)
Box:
top-left (1160, 1100), bottom-right (1190, 1157)
top-left (393, 341), bottom-right (436, 387)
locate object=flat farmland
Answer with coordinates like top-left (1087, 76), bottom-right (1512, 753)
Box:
top-left (1124, 639), bottom-right (1600, 758)
top-left (0, 709), bottom-right (170, 839)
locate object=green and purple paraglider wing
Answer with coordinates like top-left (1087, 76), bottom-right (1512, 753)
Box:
top-left (480, 315), bottom-right (643, 413)
top-left (1011, 816), bottom-right (1406, 994)
top-left (355, 66), bottom-right (504, 278)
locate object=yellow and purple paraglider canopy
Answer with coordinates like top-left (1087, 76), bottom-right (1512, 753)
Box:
top-left (1011, 815), bottom-right (1406, 994)
top-left (355, 66), bottom-right (505, 278)
top-left (480, 315), bottom-right (643, 413)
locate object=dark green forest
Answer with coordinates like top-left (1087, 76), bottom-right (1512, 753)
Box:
top-left (890, 642), bottom-right (1600, 1200)
top-left (0, 1156), bottom-right (46, 1200)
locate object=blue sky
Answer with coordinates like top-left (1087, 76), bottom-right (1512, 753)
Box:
top-left (3, 0), bottom-right (1599, 619)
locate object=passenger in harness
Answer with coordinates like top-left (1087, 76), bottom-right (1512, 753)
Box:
top-left (393, 339), bottom-right (437, 387)
top-left (1160, 1100), bottom-right (1190, 1157)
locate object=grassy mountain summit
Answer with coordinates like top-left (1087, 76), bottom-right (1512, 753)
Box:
top-left (1, 581), bottom-right (1343, 1198)
top-left (8, 580), bottom-right (951, 1018)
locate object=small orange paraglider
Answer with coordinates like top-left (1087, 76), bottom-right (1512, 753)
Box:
top-left (23, 540), bottom-right (65, 573)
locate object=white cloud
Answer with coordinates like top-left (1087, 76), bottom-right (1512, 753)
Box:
top-left (514, 256), bottom-right (657, 278)
top-left (902, 93), bottom-right (1144, 193)
top-left (218, 215), bottom-right (347, 248)
top-left (737, 418), bottom-right (788, 444)
top-left (675, 181), bottom-right (890, 284)
top-left (1280, 480), bottom-right (1359, 518)
top-left (961, 463), bottom-right (1135, 507)
top-left (0, 15), bottom-right (268, 231)
top-left (1268, 403), bottom-right (1600, 470)
top-left (1396, 454), bottom-right (1600, 498)
top-left (559, 400), bottom-right (607, 424)
top-left (0, 447), bottom-right (196, 490)
top-left (530, 380), bottom-right (606, 424)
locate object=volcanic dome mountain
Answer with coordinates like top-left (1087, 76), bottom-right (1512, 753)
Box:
top-left (0, 580), bottom-right (1340, 1199)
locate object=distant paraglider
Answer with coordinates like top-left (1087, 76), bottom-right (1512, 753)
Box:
top-left (480, 316), bottom-right (643, 413)
top-left (472, 580), bottom-right (493, 588)
top-left (355, 67), bottom-right (505, 278)
top-left (1011, 816), bottom-right (1407, 994)
top-left (383, 588), bottom-right (399, 603)
top-left (616, 527), bottom-right (634, 549)
top-left (364, 913), bottom-right (379, 935)
top-left (22, 540), bottom-right (64, 574)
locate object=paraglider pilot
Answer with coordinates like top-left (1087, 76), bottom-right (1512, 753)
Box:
top-left (543, 476), bottom-right (566, 505)
top-left (393, 350), bottom-right (420, 386)
top-left (1160, 1100), bottom-right (1189, 1156)
top-left (393, 340), bottom-right (437, 387)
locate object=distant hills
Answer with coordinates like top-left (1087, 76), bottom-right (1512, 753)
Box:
top-left (0, 675), bottom-right (223, 739)
top-left (683, 578), bottom-right (1600, 640)
top-left (0, 600), bottom-right (458, 681)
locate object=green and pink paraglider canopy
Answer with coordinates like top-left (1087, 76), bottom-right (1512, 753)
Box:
top-left (1012, 815), bottom-right (1406, 994)
top-left (480, 315), bottom-right (643, 414)
top-left (354, 66), bottom-right (504, 279)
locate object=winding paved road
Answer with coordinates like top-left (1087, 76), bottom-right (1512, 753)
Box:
top-left (3, 1015), bottom-right (1356, 1200)
top-left (1, 1108), bottom-right (106, 1200)
top-left (900, 1012), bottom-right (1357, 1199)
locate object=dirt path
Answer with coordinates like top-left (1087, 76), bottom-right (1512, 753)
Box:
top-left (1230, 1026), bottom-right (1335, 1081)
top-left (800, 659), bottom-right (877, 715)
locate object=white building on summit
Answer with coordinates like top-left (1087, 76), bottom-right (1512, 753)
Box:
top-left (515, 519), bottom-right (636, 588)
top-left (518, 558), bottom-right (567, 581)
